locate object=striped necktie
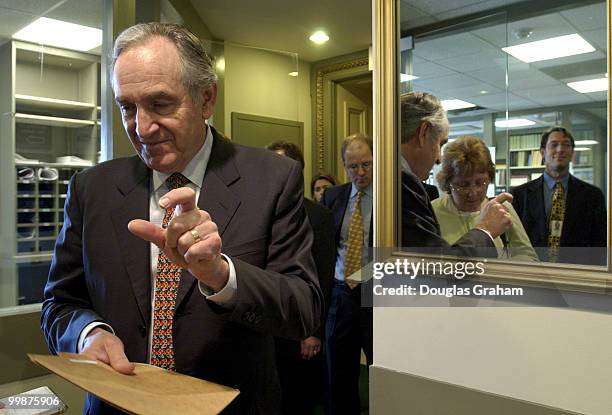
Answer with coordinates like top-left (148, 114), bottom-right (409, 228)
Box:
top-left (151, 173), bottom-right (190, 370)
top-left (344, 191), bottom-right (364, 288)
top-left (547, 181), bottom-right (565, 262)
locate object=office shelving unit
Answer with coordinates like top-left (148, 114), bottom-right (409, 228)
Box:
top-left (0, 40), bottom-right (100, 306)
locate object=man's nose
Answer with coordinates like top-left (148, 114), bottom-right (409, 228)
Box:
top-left (135, 108), bottom-right (158, 138)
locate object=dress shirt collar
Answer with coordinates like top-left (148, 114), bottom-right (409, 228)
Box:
top-left (542, 170), bottom-right (569, 191)
top-left (351, 182), bottom-right (373, 199)
top-left (400, 155), bottom-right (413, 175)
top-left (152, 124), bottom-right (213, 192)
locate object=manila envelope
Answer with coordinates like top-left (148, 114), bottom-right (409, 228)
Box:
top-left (29, 353), bottom-right (239, 415)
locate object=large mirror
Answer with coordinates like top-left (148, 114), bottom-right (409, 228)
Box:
top-left (397, 0), bottom-right (609, 283)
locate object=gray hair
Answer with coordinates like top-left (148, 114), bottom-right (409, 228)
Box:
top-left (111, 22), bottom-right (217, 102)
top-left (400, 91), bottom-right (447, 143)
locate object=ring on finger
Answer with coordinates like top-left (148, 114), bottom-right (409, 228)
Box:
top-left (190, 229), bottom-right (201, 243)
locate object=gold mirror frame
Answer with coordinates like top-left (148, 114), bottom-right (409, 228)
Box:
top-left (374, 0), bottom-right (612, 293)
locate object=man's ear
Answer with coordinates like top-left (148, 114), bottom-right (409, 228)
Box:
top-left (540, 147), bottom-right (545, 162)
top-left (416, 121), bottom-right (430, 148)
top-left (201, 84), bottom-right (218, 119)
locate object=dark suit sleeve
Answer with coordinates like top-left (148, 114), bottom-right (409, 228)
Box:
top-left (401, 172), bottom-right (495, 257)
top-left (40, 173), bottom-right (105, 354)
top-left (230, 161), bottom-right (323, 341)
top-left (307, 202), bottom-right (335, 339)
top-left (591, 187), bottom-right (607, 247)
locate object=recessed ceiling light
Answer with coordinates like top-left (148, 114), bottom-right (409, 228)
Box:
top-left (575, 140), bottom-right (598, 145)
top-left (495, 118), bottom-right (536, 128)
top-left (441, 99), bottom-right (476, 111)
top-left (309, 31), bottom-right (329, 44)
top-left (502, 34), bottom-right (595, 63)
top-left (574, 147), bottom-right (590, 151)
top-left (480, 90), bottom-right (488, 94)
top-left (400, 73), bottom-right (418, 82)
top-left (567, 77), bottom-right (607, 93)
top-left (13, 17), bottom-right (102, 52)
top-left (288, 71), bottom-right (299, 77)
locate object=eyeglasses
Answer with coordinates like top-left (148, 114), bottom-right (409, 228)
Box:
top-left (346, 161), bottom-right (373, 172)
top-left (546, 141), bottom-right (573, 150)
top-left (449, 180), bottom-right (489, 194)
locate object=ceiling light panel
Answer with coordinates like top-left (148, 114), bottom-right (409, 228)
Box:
top-left (567, 77), bottom-right (608, 93)
top-left (495, 118), bottom-right (536, 128)
top-left (13, 17), bottom-right (102, 52)
top-left (441, 99), bottom-right (476, 111)
top-left (502, 34), bottom-right (595, 63)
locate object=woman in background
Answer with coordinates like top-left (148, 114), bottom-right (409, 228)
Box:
top-left (311, 173), bottom-right (337, 203)
top-left (432, 136), bottom-right (538, 261)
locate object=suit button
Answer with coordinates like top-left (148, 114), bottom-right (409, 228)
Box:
top-left (138, 325), bottom-right (146, 338)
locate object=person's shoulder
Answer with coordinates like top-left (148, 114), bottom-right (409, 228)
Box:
top-left (323, 183), bottom-right (350, 199)
top-left (75, 155), bottom-right (143, 181)
top-left (511, 176), bottom-right (542, 195)
top-left (304, 197), bottom-right (333, 217)
top-left (570, 175), bottom-right (604, 196)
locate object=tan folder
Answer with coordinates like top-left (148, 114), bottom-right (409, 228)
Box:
top-left (28, 354), bottom-right (239, 415)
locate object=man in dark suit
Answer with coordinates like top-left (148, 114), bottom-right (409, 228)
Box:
top-left (511, 127), bottom-right (606, 264)
top-left (321, 134), bottom-right (374, 414)
top-left (266, 140), bottom-right (335, 414)
top-left (41, 23), bottom-right (321, 415)
top-left (399, 92), bottom-right (512, 256)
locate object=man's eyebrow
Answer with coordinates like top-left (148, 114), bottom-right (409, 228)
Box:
top-left (115, 91), bottom-right (175, 104)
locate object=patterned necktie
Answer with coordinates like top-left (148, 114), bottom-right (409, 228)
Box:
top-left (547, 181), bottom-right (565, 262)
top-left (344, 191), bottom-right (364, 287)
top-left (151, 173), bottom-right (190, 370)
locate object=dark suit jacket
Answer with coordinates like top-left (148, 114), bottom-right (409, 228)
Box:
top-left (41, 128), bottom-right (322, 415)
top-left (401, 171), bottom-right (495, 257)
top-left (303, 199), bottom-right (335, 338)
top-left (321, 183), bottom-right (373, 249)
top-left (511, 174), bottom-right (606, 263)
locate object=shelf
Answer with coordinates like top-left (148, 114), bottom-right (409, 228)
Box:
top-left (16, 161), bottom-right (94, 168)
top-left (15, 113), bottom-right (96, 128)
top-left (13, 253), bottom-right (54, 263)
top-left (15, 94), bottom-right (95, 111)
top-left (510, 148), bottom-right (540, 152)
top-left (510, 166), bottom-right (545, 170)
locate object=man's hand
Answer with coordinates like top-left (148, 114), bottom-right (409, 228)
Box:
top-left (128, 187), bottom-right (229, 292)
top-left (476, 192), bottom-right (513, 238)
top-left (81, 328), bottom-right (134, 374)
top-left (300, 336), bottom-right (321, 360)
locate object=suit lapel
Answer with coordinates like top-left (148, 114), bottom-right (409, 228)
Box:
top-left (110, 157), bottom-right (151, 326)
top-left (176, 130), bottom-right (241, 308)
top-left (526, 176), bottom-right (547, 243)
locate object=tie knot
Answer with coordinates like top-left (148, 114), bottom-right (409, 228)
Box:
top-left (356, 191), bottom-right (364, 202)
top-left (166, 173), bottom-right (190, 190)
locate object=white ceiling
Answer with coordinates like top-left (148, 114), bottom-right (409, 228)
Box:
top-left (188, 0), bottom-right (372, 62)
top-left (0, 0), bottom-right (606, 127)
top-left (402, 1), bottom-right (607, 131)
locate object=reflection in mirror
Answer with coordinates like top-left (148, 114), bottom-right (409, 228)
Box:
top-left (399, 0), bottom-right (607, 266)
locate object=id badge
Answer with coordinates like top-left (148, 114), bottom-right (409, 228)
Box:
top-left (550, 220), bottom-right (563, 237)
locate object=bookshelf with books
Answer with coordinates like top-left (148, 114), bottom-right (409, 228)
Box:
top-left (508, 133), bottom-right (544, 188)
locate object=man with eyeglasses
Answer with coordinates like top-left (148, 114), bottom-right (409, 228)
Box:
top-left (320, 133), bottom-right (373, 414)
top-left (511, 127), bottom-right (606, 264)
top-left (400, 91), bottom-right (512, 256)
